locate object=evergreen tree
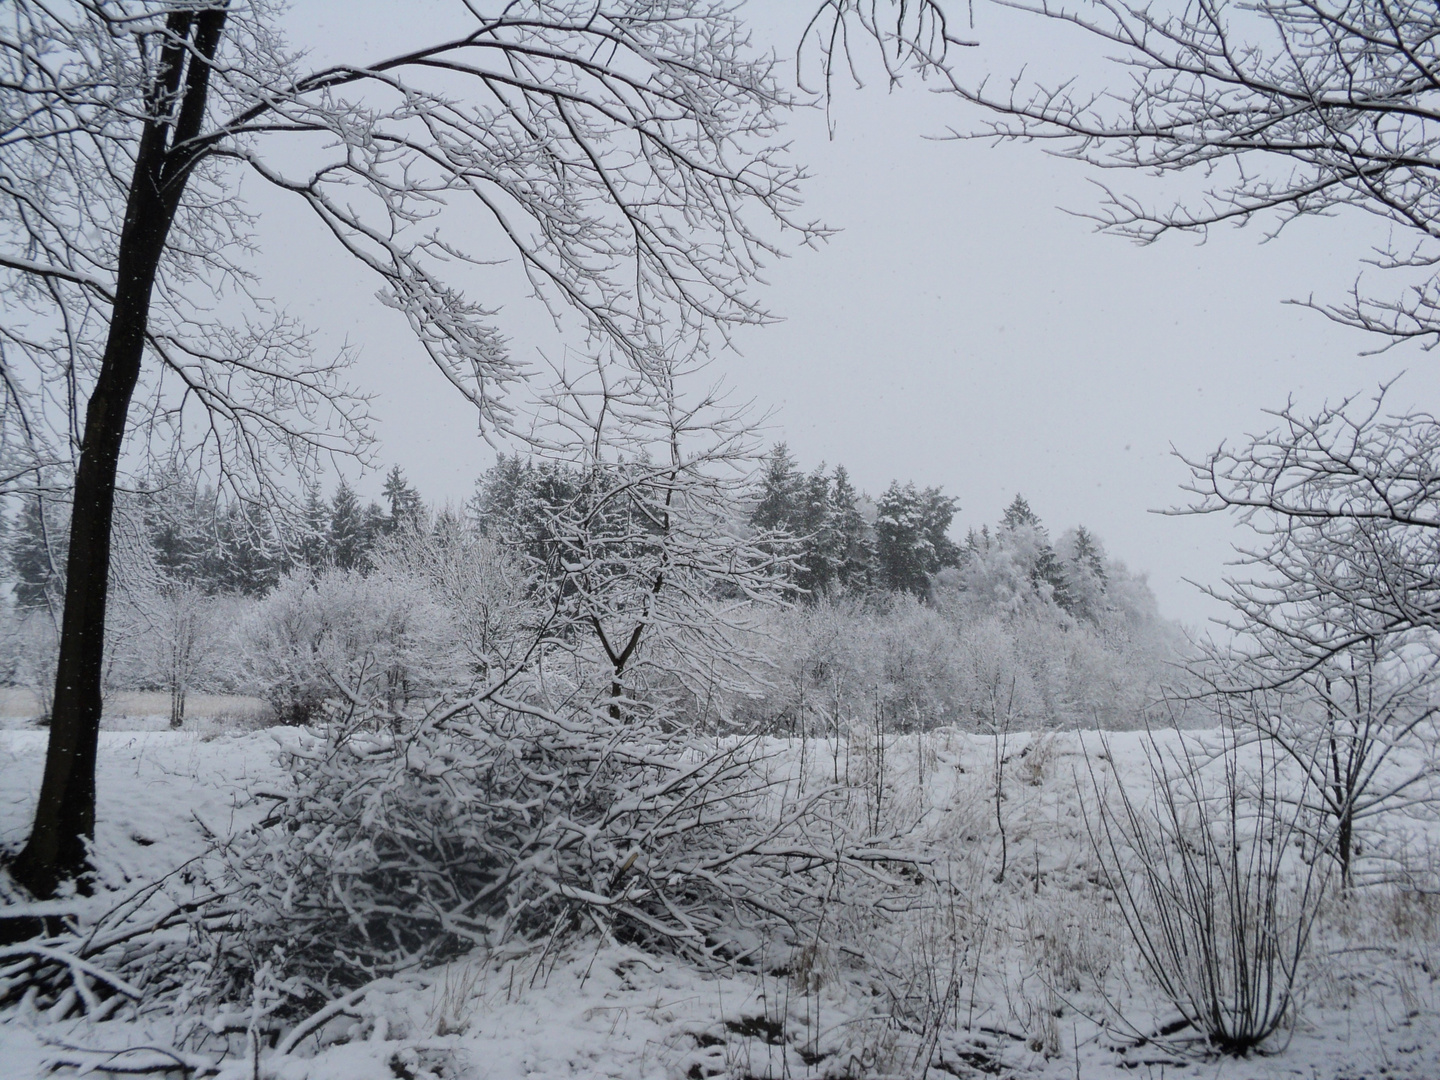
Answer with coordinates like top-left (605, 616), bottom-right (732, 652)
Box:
top-left (829, 466), bottom-right (874, 591)
top-left (1000, 493), bottom-right (1041, 532)
top-left (9, 492), bottom-right (67, 612)
top-left (471, 455), bottom-right (583, 573)
top-left (745, 453), bottom-right (878, 598)
top-left (362, 500), bottom-right (387, 554)
top-left (469, 455), bottom-right (528, 536)
top-left (998, 494), bottom-right (1074, 614)
top-left (875, 481), bottom-right (960, 596)
top-left (212, 500), bottom-right (284, 595)
top-left (963, 524), bottom-right (991, 559)
top-left (381, 465), bottom-right (424, 534)
top-left (297, 482), bottom-right (330, 571)
top-left (794, 464), bottom-right (837, 595)
top-left (127, 463), bottom-right (293, 595)
top-left (1032, 544), bottom-right (1074, 614)
top-left (750, 443), bottom-right (802, 533)
top-left (330, 481), bottom-right (367, 571)
top-left (140, 468), bottom-right (210, 585)
top-left (1069, 525), bottom-right (1108, 586)
top-left (1059, 525), bottom-right (1109, 623)
top-left (750, 445), bottom-right (872, 598)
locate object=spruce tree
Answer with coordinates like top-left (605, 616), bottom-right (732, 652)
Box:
top-left (293, 483), bottom-right (329, 571)
top-left (9, 493), bottom-right (67, 612)
top-left (471, 455), bottom-right (584, 573)
top-left (875, 481), bottom-right (959, 596)
top-left (1070, 525), bottom-right (1108, 586)
top-left (362, 500), bottom-right (387, 555)
top-left (382, 465), bottom-right (424, 534)
top-left (140, 468), bottom-right (209, 585)
top-left (1000, 493), bottom-right (1041, 532)
top-left (999, 493), bottom-right (1074, 614)
top-left (329, 481), bottom-right (367, 571)
top-left (1032, 542), bottom-right (1074, 614)
top-left (469, 455), bottom-right (530, 537)
top-left (794, 464), bottom-right (836, 595)
top-left (213, 501), bottom-right (284, 595)
top-left (751, 443), bottom-right (801, 533)
top-left (1062, 525), bottom-right (1109, 622)
top-left (830, 466), bottom-right (874, 591)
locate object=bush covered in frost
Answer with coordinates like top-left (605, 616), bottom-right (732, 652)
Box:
top-left (227, 693), bottom-right (908, 989)
top-left (241, 568), bottom-right (465, 722)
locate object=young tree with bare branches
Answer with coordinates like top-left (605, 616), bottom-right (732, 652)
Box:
top-left (1182, 389), bottom-right (1440, 884)
top-left (495, 351), bottom-right (791, 721)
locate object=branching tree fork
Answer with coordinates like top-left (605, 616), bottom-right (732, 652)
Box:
top-left (521, 350), bottom-right (790, 720)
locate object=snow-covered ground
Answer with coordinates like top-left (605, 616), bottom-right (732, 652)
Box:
top-left (2, 718), bottom-right (1438, 1078)
top-left (0, 689), bottom-right (272, 732)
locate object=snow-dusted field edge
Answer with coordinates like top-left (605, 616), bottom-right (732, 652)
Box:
top-left (2, 723), bottom-right (1437, 1079)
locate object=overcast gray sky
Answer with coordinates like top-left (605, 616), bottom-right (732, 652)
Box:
top-left (256, 1), bottom-right (1439, 631)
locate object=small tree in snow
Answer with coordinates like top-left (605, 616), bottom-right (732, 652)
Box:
top-left (1183, 389), bottom-right (1440, 884)
top-left (508, 351), bottom-right (790, 719)
top-left (112, 583), bottom-right (235, 728)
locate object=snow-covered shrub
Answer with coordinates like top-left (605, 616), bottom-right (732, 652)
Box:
top-left (735, 594), bottom-right (882, 736)
top-left (241, 568), bottom-right (463, 722)
top-left (953, 616), bottom-right (1042, 732)
top-left (874, 594), bottom-right (968, 730)
top-left (934, 548), bottom-right (1188, 729)
top-left (739, 593), bottom-right (967, 736)
top-left (228, 694), bottom-right (909, 990)
top-left (1085, 729), bottom-right (1327, 1054)
top-left (741, 564), bottom-right (1187, 736)
top-left (369, 511), bottom-right (532, 680)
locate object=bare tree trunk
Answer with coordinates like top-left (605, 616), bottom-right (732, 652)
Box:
top-left (10, 10), bottom-right (226, 900)
top-left (1336, 809), bottom-right (1353, 890)
top-left (1328, 730), bottom-right (1351, 888)
top-left (170, 680), bottom-right (187, 730)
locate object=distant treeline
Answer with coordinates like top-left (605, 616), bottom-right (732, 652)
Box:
top-left (5, 445), bottom-right (1138, 629)
top-left (3, 465), bottom-right (427, 609)
top-left (742, 444), bottom-right (1118, 625)
top-left (0, 447), bottom-right (1181, 732)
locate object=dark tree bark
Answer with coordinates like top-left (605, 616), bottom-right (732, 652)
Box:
top-left (10, 9), bottom-right (228, 899)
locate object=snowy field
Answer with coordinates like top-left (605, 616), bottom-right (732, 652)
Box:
top-left (3, 714), bottom-right (1438, 1080)
top-left (0, 690), bottom-right (273, 732)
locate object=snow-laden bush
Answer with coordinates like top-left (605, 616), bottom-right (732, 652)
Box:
top-left (241, 568), bottom-right (465, 722)
top-left (740, 583), bottom-right (1186, 736)
top-left (228, 694), bottom-right (913, 989)
top-left (369, 511), bottom-right (532, 681)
